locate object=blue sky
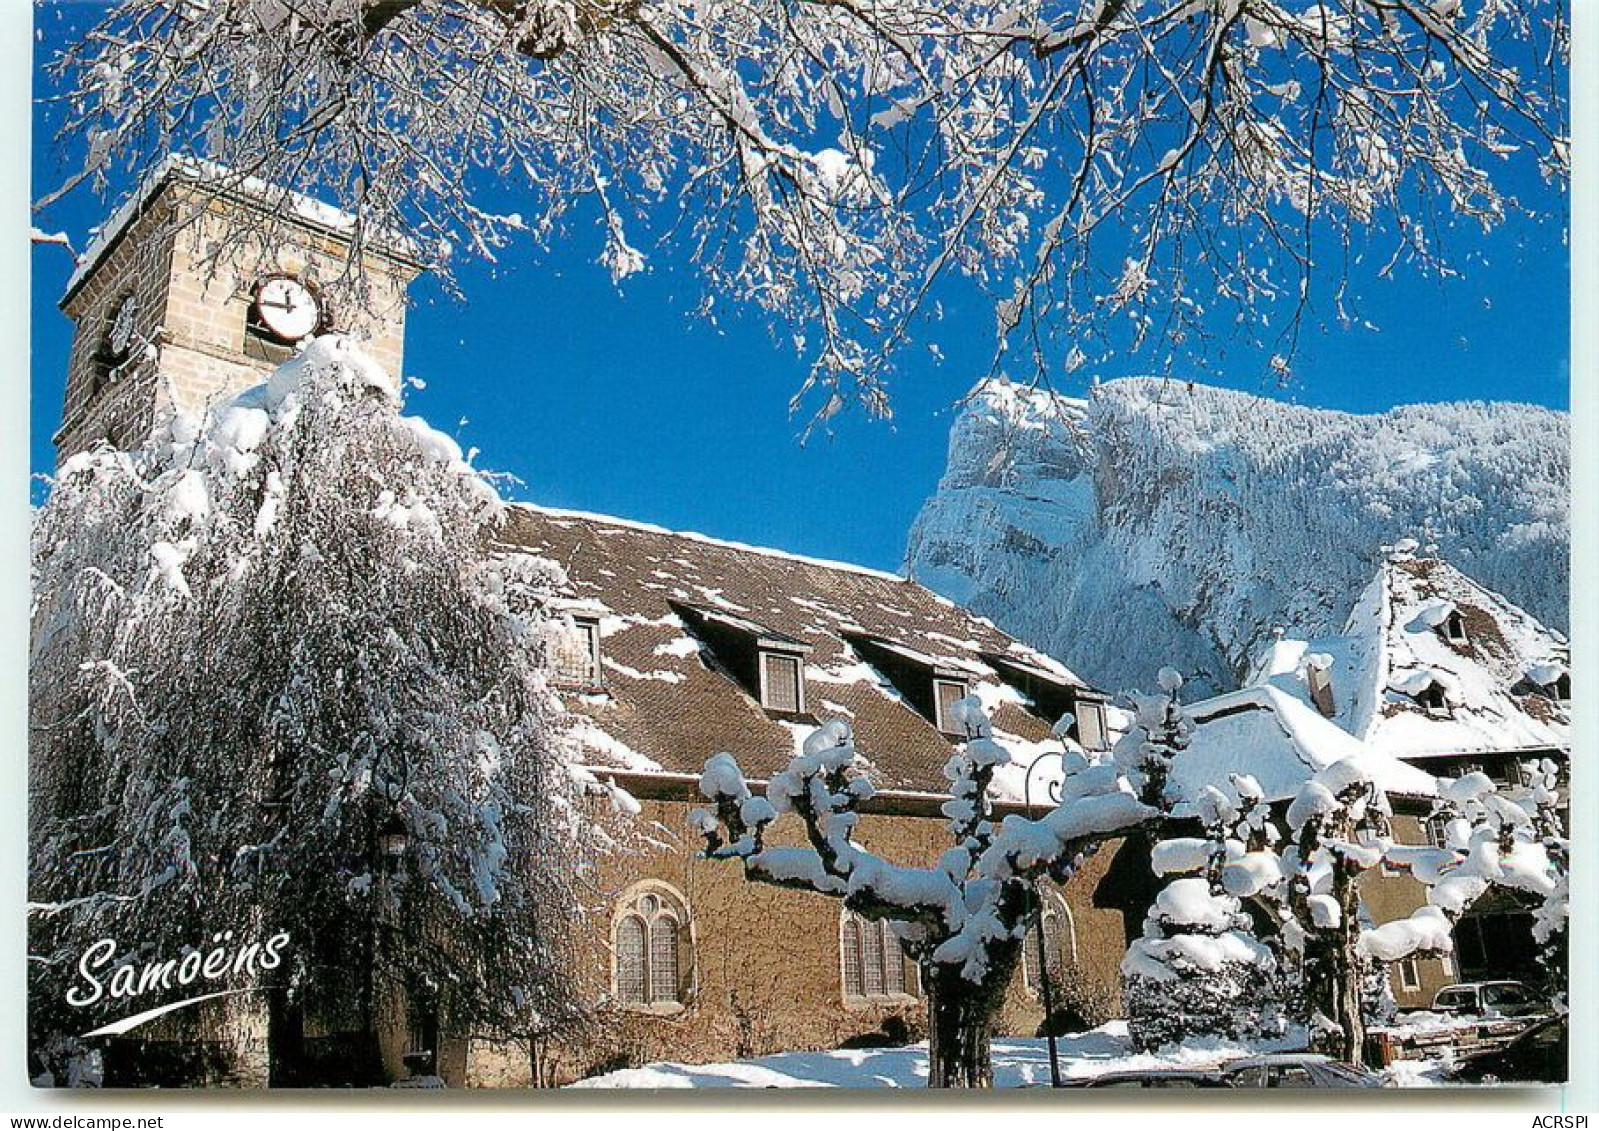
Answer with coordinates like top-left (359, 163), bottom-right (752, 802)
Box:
top-left (30, 6), bottom-right (1569, 574)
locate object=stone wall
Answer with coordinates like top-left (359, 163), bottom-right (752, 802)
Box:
top-left (55, 180), bottom-right (417, 463)
top-left (463, 793), bottom-right (1143, 1087)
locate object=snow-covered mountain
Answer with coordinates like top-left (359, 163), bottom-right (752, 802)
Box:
top-left (905, 378), bottom-right (1568, 697)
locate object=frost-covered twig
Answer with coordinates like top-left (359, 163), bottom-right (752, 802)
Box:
top-left (43, 0), bottom-right (1566, 421)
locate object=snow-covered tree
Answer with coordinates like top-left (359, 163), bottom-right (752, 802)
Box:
top-left (1112, 666), bottom-right (1192, 812)
top-left (29, 337), bottom-right (608, 1081)
top-left (1122, 776), bottom-right (1280, 1050)
top-left (44, 0), bottom-right (1566, 421)
top-left (1208, 754), bottom-right (1570, 1065)
top-left (1383, 760), bottom-right (1569, 1009)
top-left (693, 701), bottom-right (1155, 1088)
top-left (1221, 757), bottom-right (1397, 1062)
top-left (1258, 756), bottom-right (1462, 1062)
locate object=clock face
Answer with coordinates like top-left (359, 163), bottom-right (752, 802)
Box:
top-left (253, 276), bottom-right (322, 343)
top-left (108, 294), bottom-right (138, 359)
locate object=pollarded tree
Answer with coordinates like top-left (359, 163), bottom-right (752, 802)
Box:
top-left (693, 699), bottom-right (1164, 1088)
top-left (1234, 756), bottom-right (1453, 1062)
top-left (45, 0), bottom-right (1566, 422)
top-left (29, 336), bottom-right (611, 1084)
top-left (1271, 757), bottom-right (1409, 1062)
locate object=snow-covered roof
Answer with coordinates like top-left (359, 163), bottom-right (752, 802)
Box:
top-left (505, 505), bottom-right (1104, 794)
top-left (518, 503), bottom-right (909, 584)
top-left (1248, 551), bottom-right (1569, 761)
top-left (1168, 686), bottom-right (1437, 811)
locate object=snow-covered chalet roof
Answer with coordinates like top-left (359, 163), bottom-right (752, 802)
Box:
top-left (1248, 549), bottom-right (1569, 761)
top-left (1169, 686), bottom-right (1437, 812)
top-left (501, 504), bottom-right (1108, 797)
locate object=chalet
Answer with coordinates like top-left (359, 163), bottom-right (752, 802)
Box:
top-left (1246, 541), bottom-right (1571, 991)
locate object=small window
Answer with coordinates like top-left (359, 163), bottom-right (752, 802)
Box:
top-left (1551, 672), bottom-right (1571, 703)
top-left (1398, 957), bottom-right (1422, 992)
top-left (554, 617), bottom-right (602, 686)
top-left (760, 651), bottom-right (804, 714)
top-left (1417, 682), bottom-right (1450, 716)
top-left (614, 885), bottom-right (691, 1011)
top-left (934, 678), bottom-right (970, 735)
top-left (841, 912), bottom-right (916, 1002)
top-left (1441, 610), bottom-right (1467, 644)
top-left (1075, 699), bottom-right (1109, 751)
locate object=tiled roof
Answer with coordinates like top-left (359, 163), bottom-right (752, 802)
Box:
top-left (501, 505), bottom-right (1104, 796)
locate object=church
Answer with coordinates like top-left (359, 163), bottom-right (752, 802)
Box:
top-left (43, 164), bottom-right (1568, 1087)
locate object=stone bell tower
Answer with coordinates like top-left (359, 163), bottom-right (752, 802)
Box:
top-left (54, 162), bottom-right (424, 462)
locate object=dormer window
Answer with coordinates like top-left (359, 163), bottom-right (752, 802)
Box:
top-left (670, 602), bottom-right (812, 717)
top-left (980, 651), bottom-right (1105, 742)
top-left (1412, 601), bottom-right (1468, 645)
top-left (1417, 682), bottom-right (1450, 716)
top-left (844, 632), bottom-right (982, 737)
top-left (933, 677), bottom-right (970, 736)
top-left (554, 616), bottom-right (602, 686)
top-left (1074, 697), bottom-right (1109, 751)
top-left (1524, 662), bottom-right (1570, 704)
top-left (760, 650), bottom-right (806, 714)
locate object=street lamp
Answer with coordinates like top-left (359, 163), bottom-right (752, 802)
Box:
top-left (1022, 741), bottom-right (1068, 1090)
top-left (378, 813), bottom-right (410, 876)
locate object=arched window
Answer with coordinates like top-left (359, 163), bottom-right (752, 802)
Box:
top-left (613, 884), bottom-right (692, 1011)
top-left (1021, 892), bottom-right (1077, 995)
top-left (840, 911), bottom-right (917, 1002)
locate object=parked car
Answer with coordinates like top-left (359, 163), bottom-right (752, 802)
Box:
top-left (1073, 1069), bottom-right (1232, 1089)
top-left (1449, 1015), bottom-right (1568, 1085)
top-left (1431, 981), bottom-right (1546, 1019)
top-left (1220, 1054), bottom-right (1384, 1089)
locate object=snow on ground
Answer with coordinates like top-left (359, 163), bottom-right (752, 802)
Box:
top-left (568, 1022), bottom-right (1303, 1089)
top-left (1379, 1059), bottom-right (1449, 1088)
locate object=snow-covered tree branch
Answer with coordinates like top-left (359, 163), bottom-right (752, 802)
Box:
top-left (29, 337), bottom-right (612, 1076)
top-left (1198, 752), bottom-right (1569, 1065)
top-left (693, 684), bottom-right (1194, 1087)
top-left (46, 0), bottom-right (1566, 422)
top-left (1383, 761), bottom-right (1569, 1008)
